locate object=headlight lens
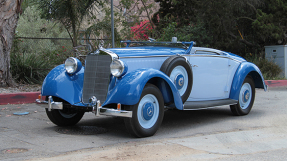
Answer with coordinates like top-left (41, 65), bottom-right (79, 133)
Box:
top-left (110, 59), bottom-right (125, 77)
top-left (65, 57), bottom-right (82, 74)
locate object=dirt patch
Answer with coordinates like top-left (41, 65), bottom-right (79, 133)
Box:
top-left (2, 148), bottom-right (29, 154)
top-left (28, 141), bottom-right (205, 161)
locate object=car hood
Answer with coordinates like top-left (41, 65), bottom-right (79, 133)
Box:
top-left (108, 46), bottom-right (186, 57)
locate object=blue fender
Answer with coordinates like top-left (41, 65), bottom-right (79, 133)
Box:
top-left (230, 62), bottom-right (267, 100)
top-left (41, 64), bottom-right (84, 105)
top-left (103, 68), bottom-right (184, 110)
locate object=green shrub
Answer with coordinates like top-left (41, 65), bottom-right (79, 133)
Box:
top-left (246, 54), bottom-right (283, 80)
top-left (40, 46), bottom-right (73, 65)
top-left (11, 35), bottom-right (74, 84)
top-left (10, 52), bottom-right (51, 84)
top-left (10, 5), bottom-right (74, 84)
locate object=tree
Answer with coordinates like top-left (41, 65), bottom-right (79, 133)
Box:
top-left (253, 0), bottom-right (287, 46)
top-left (38, 0), bottom-right (104, 47)
top-left (15, 5), bottom-right (70, 54)
top-left (152, 0), bottom-right (268, 56)
top-left (0, 0), bottom-right (23, 87)
top-left (152, 0), bottom-right (198, 32)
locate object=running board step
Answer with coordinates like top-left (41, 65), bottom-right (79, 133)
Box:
top-left (183, 99), bottom-right (238, 110)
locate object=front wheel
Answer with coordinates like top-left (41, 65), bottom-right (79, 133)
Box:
top-left (124, 84), bottom-right (164, 137)
top-left (230, 76), bottom-right (255, 116)
top-left (46, 97), bottom-right (85, 126)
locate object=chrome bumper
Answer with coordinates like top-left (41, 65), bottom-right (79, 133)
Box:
top-left (36, 96), bottom-right (132, 118)
top-left (36, 96), bottom-right (63, 111)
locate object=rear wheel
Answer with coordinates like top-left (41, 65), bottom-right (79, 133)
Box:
top-left (124, 84), bottom-right (164, 137)
top-left (230, 76), bottom-right (255, 116)
top-left (46, 97), bottom-right (85, 126)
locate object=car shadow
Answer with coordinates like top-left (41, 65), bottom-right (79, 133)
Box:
top-left (43, 106), bottom-right (263, 138)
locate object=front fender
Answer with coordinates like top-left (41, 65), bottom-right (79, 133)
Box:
top-left (41, 64), bottom-right (84, 105)
top-left (103, 68), bottom-right (183, 110)
top-left (230, 62), bottom-right (267, 100)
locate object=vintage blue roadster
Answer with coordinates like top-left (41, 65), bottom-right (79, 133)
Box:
top-left (36, 40), bottom-right (267, 137)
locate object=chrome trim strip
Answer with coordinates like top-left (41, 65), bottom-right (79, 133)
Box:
top-left (193, 49), bottom-right (222, 55)
top-left (120, 55), bottom-right (173, 59)
top-left (99, 47), bottom-right (119, 60)
top-left (185, 54), bottom-right (243, 63)
top-left (121, 40), bottom-right (193, 45)
top-left (120, 54), bottom-right (243, 63)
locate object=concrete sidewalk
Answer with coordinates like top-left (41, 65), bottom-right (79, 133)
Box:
top-left (0, 80), bottom-right (286, 105)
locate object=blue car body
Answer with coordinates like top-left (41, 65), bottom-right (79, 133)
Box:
top-left (41, 43), bottom-right (267, 111)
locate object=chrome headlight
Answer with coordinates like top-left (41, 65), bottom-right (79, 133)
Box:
top-left (65, 57), bottom-right (82, 74)
top-left (110, 59), bottom-right (127, 77)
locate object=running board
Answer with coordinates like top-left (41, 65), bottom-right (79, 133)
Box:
top-left (183, 99), bottom-right (238, 110)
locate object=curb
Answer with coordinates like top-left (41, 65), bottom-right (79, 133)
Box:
top-left (264, 80), bottom-right (287, 87)
top-left (0, 92), bottom-right (41, 105)
top-left (0, 80), bottom-right (287, 105)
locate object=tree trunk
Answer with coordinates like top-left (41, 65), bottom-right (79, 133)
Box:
top-left (0, 0), bottom-right (22, 87)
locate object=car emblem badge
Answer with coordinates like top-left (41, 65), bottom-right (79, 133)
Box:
top-left (143, 102), bottom-right (154, 120)
top-left (175, 74), bottom-right (184, 90)
top-left (243, 90), bottom-right (250, 103)
top-left (147, 106), bottom-right (153, 116)
top-left (179, 77), bottom-right (184, 86)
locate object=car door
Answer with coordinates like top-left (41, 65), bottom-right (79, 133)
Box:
top-left (187, 50), bottom-right (230, 101)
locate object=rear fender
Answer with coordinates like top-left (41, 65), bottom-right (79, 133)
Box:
top-left (230, 62), bottom-right (267, 100)
top-left (103, 68), bottom-right (183, 110)
top-left (41, 64), bottom-right (84, 105)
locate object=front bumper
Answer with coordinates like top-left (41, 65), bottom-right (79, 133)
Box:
top-left (36, 96), bottom-right (132, 118)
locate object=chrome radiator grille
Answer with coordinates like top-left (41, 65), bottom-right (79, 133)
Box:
top-left (82, 54), bottom-right (112, 103)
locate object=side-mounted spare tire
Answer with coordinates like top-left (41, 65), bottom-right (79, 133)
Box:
top-left (160, 56), bottom-right (193, 103)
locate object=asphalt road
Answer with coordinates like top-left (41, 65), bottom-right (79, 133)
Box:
top-left (0, 87), bottom-right (287, 161)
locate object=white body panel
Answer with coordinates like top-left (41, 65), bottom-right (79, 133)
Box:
top-left (186, 47), bottom-right (241, 101)
top-left (187, 55), bottom-right (229, 101)
top-left (121, 57), bottom-right (168, 74)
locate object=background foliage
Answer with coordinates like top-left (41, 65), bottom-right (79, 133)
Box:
top-left (11, 5), bottom-right (73, 84)
top-left (152, 0), bottom-right (287, 57)
top-left (10, 0), bottom-right (287, 84)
